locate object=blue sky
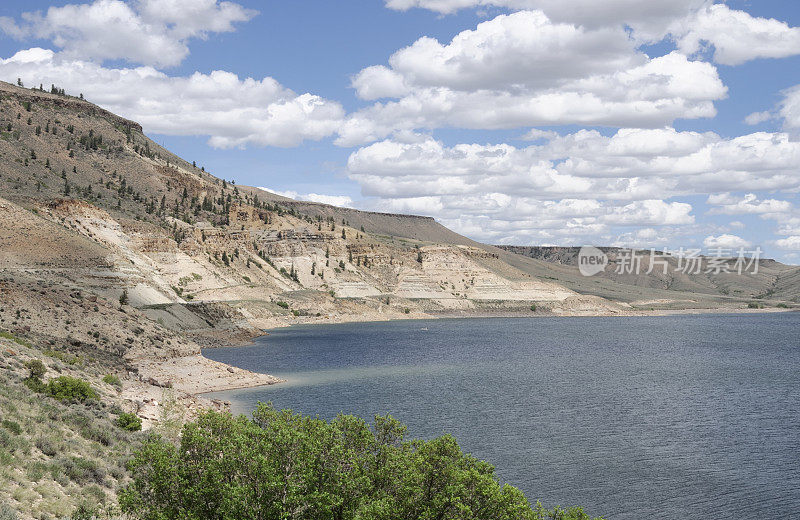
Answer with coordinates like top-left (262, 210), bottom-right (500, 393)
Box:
top-left (1, 1), bottom-right (800, 262)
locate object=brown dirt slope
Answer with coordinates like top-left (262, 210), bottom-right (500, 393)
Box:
top-left (0, 196), bottom-right (110, 268)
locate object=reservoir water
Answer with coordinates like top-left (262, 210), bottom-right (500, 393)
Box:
top-left (203, 313), bottom-right (800, 519)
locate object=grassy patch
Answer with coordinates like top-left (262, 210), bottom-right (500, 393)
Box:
top-left (0, 351), bottom-right (137, 520)
top-left (0, 331), bottom-right (31, 349)
top-left (102, 374), bottom-right (122, 389)
top-left (43, 349), bottom-right (83, 366)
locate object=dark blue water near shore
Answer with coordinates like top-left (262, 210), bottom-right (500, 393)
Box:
top-left (203, 313), bottom-right (800, 519)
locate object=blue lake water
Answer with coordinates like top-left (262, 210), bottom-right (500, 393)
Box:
top-left (202, 313), bottom-right (800, 519)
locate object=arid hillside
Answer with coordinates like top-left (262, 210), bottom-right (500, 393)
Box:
top-left (0, 78), bottom-right (635, 451)
top-left (0, 79), bottom-right (629, 331)
top-left (1, 80), bottom-right (797, 366)
top-left (498, 246), bottom-right (800, 308)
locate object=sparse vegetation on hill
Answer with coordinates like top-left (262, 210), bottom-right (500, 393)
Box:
top-left (0, 332), bottom-right (141, 519)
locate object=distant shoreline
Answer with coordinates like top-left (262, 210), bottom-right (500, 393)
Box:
top-left (206, 304), bottom-right (799, 343)
top-left (191, 306), bottom-right (798, 406)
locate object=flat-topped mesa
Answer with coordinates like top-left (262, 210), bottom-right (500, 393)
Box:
top-left (243, 189), bottom-right (479, 246)
top-left (0, 80), bottom-right (142, 134)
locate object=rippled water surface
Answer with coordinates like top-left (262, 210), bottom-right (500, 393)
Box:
top-left (203, 313), bottom-right (800, 519)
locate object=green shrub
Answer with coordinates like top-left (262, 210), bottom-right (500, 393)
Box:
top-left (102, 374), bottom-right (122, 389)
top-left (116, 412), bottom-right (142, 432)
top-left (530, 304), bottom-right (537, 312)
top-left (121, 404), bottom-right (603, 520)
top-left (24, 359), bottom-right (46, 379)
top-left (25, 461), bottom-right (48, 481)
top-left (45, 376), bottom-right (97, 401)
top-left (276, 301), bottom-right (289, 309)
top-left (66, 410), bottom-right (113, 445)
top-left (0, 503), bottom-right (18, 520)
top-left (56, 456), bottom-right (106, 485)
top-left (23, 377), bottom-right (46, 393)
top-left (71, 503), bottom-right (98, 520)
top-left (35, 435), bottom-right (59, 457)
top-left (1, 419), bottom-right (22, 435)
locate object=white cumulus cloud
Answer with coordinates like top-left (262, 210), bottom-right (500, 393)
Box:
top-left (386, 2), bottom-right (800, 65)
top-left (341, 11), bottom-right (726, 145)
top-left (347, 130), bottom-right (800, 202)
top-left (0, 0), bottom-right (256, 68)
top-left (779, 85), bottom-right (800, 131)
top-left (703, 234), bottom-right (752, 249)
top-left (744, 111), bottom-right (772, 125)
top-left (773, 236), bottom-right (800, 251)
top-left (674, 4), bottom-right (800, 66)
top-left (345, 128), bottom-right (800, 244)
top-left (706, 193), bottom-right (793, 216)
top-left (385, 0), bottom-right (707, 41)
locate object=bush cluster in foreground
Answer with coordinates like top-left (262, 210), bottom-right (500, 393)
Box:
top-left (121, 404), bottom-right (602, 520)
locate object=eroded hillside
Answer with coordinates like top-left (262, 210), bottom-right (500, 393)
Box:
top-left (0, 79), bottom-right (634, 432)
top-left (0, 79), bottom-right (622, 331)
